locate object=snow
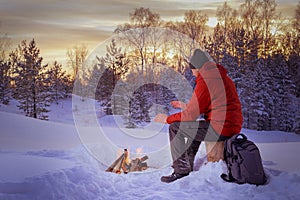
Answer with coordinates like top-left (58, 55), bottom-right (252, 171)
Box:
top-left (0, 153), bottom-right (76, 182)
top-left (1, 99), bottom-right (300, 199)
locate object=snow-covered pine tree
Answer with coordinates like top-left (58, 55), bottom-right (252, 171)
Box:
top-left (288, 54), bottom-right (300, 98)
top-left (0, 35), bottom-right (12, 105)
top-left (112, 71), bottom-right (138, 128)
top-left (293, 112), bottom-right (300, 134)
top-left (239, 53), bottom-right (296, 132)
top-left (0, 60), bottom-right (11, 105)
top-left (287, 53), bottom-right (300, 133)
top-left (237, 59), bottom-right (256, 130)
top-left (87, 61), bottom-right (105, 99)
top-left (48, 61), bottom-right (71, 103)
top-left (129, 89), bottom-right (152, 124)
top-left (211, 23), bottom-right (225, 63)
top-left (10, 39), bottom-right (50, 120)
top-left (246, 59), bottom-right (269, 130)
top-left (270, 54), bottom-right (296, 132)
top-left (96, 39), bottom-right (130, 115)
top-left (61, 72), bottom-right (73, 99)
top-left (96, 67), bottom-right (114, 115)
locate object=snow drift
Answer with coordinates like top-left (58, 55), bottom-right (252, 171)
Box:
top-left (1, 108), bottom-right (300, 199)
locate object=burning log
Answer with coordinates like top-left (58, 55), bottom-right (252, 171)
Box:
top-left (129, 155), bottom-right (149, 172)
top-left (106, 149), bottom-right (148, 174)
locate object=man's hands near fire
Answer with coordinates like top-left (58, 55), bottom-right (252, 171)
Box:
top-left (170, 101), bottom-right (187, 110)
top-left (154, 101), bottom-right (187, 124)
top-left (154, 113), bottom-right (168, 124)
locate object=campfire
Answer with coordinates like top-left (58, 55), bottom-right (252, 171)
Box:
top-left (106, 148), bottom-right (148, 174)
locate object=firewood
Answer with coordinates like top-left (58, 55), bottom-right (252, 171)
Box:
top-left (106, 150), bottom-right (149, 173)
top-left (129, 156), bottom-right (149, 172)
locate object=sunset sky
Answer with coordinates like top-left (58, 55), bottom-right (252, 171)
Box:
top-left (0, 0), bottom-right (298, 68)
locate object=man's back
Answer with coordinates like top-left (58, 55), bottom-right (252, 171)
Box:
top-left (167, 62), bottom-right (243, 137)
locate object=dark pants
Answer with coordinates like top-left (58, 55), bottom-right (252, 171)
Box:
top-left (169, 121), bottom-right (229, 174)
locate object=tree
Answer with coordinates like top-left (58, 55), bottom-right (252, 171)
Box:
top-left (240, 0), bottom-right (264, 61)
top-left (284, 2), bottom-right (300, 100)
top-left (48, 61), bottom-right (72, 103)
top-left (0, 34), bottom-right (11, 61)
top-left (129, 7), bottom-right (160, 28)
top-left (115, 7), bottom-right (161, 73)
top-left (0, 60), bottom-right (11, 105)
top-left (164, 11), bottom-right (208, 73)
top-left (10, 39), bottom-right (50, 120)
top-left (129, 89), bottom-right (152, 123)
top-left (210, 23), bottom-right (226, 63)
top-left (287, 54), bottom-right (300, 98)
top-left (95, 39), bottom-right (130, 115)
top-left (183, 10), bottom-right (208, 47)
top-left (240, 0), bottom-right (263, 36)
top-left (66, 44), bottom-right (88, 79)
top-left (269, 54), bottom-right (296, 131)
top-left (127, 83), bottom-right (177, 125)
top-left (293, 112), bottom-right (300, 134)
top-left (244, 59), bottom-right (269, 130)
top-left (0, 34), bottom-right (12, 105)
top-left (240, 0), bottom-right (279, 61)
top-left (260, 0), bottom-right (278, 59)
top-left (216, 1), bottom-right (238, 51)
top-left (99, 39), bottom-right (130, 87)
top-left (293, 1), bottom-right (300, 34)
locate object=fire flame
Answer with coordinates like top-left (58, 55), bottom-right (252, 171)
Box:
top-left (136, 147), bottom-right (143, 155)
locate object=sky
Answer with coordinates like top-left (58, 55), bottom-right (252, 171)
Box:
top-left (0, 0), bottom-right (298, 68)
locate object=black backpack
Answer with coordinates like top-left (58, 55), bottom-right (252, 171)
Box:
top-left (221, 133), bottom-right (267, 185)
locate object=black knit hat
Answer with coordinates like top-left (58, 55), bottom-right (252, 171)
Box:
top-left (189, 49), bottom-right (210, 69)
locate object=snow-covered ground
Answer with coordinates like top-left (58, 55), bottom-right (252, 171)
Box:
top-left (0, 98), bottom-right (300, 200)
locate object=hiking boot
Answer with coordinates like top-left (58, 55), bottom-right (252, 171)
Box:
top-left (160, 172), bottom-right (189, 183)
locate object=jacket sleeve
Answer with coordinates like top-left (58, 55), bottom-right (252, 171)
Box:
top-left (166, 79), bottom-right (211, 124)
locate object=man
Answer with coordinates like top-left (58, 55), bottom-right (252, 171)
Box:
top-left (154, 49), bottom-right (243, 183)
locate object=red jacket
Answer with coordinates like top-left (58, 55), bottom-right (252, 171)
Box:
top-left (166, 61), bottom-right (243, 137)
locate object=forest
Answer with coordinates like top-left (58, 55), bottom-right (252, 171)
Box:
top-left (0, 0), bottom-right (299, 133)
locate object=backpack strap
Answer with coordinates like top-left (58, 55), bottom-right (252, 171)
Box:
top-left (221, 142), bottom-right (236, 183)
top-left (221, 133), bottom-right (245, 184)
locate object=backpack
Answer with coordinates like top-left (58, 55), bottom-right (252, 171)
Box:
top-left (221, 133), bottom-right (267, 185)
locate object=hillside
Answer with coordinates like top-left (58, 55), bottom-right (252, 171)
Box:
top-left (0, 103), bottom-right (300, 199)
